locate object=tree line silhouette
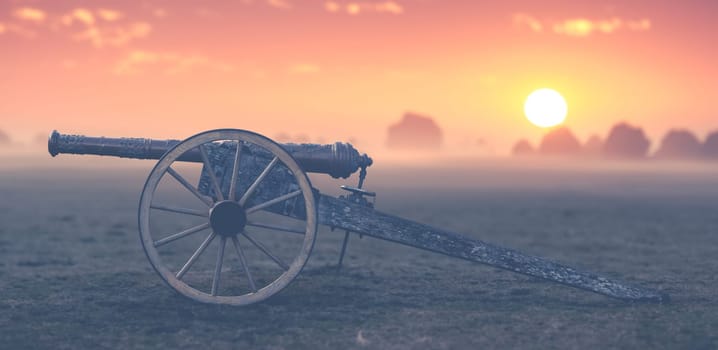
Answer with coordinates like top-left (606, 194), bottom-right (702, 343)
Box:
top-left (513, 123), bottom-right (718, 160)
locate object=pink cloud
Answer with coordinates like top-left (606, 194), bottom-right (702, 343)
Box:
top-left (13, 7), bottom-right (47, 23)
top-left (62, 8), bottom-right (95, 26)
top-left (267, 0), bottom-right (293, 10)
top-left (513, 13), bottom-right (651, 37)
top-left (325, 1), bottom-right (403, 15)
top-left (553, 18), bottom-right (651, 37)
top-left (512, 13), bottom-right (542, 32)
top-left (114, 50), bottom-right (235, 75)
top-left (73, 22), bottom-right (151, 48)
top-left (97, 9), bottom-right (123, 22)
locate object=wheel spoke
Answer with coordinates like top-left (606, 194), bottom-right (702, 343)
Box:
top-left (239, 157), bottom-right (279, 206)
top-left (211, 237), bottom-right (227, 296)
top-left (167, 166), bottom-right (213, 207)
top-left (176, 232), bottom-right (216, 280)
top-left (228, 140), bottom-right (243, 201)
top-left (154, 222), bottom-right (210, 247)
top-left (242, 232), bottom-right (289, 271)
top-left (151, 204), bottom-right (208, 217)
top-left (231, 236), bottom-right (257, 292)
top-left (246, 190), bottom-right (302, 214)
top-left (199, 144), bottom-right (225, 201)
top-left (246, 221), bottom-right (305, 235)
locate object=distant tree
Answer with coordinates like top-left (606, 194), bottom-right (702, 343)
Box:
top-left (274, 132), bottom-right (291, 143)
top-left (538, 127), bottom-right (582, 155)
top-left (0, 129), bottom-right (10, 146)
top-left (654, 129), bottom-right (702, 159)
top-left (386, 112), bottom-right (442, 150)
top-left (511, 139), bottom-right (535, 156)
top-left (602, 122), bottom-right (651, 158)
top-left (583, 134), bottom-right (603, 156)
top-left (703, 130), bottom-right (718, 159)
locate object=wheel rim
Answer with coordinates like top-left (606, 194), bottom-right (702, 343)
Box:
top-left (138, 129), bottom-right (317, 305)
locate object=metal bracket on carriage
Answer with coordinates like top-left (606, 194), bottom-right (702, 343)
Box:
top-left (338, 165), bottom-right (376, 209)
top-left (336, 165), bottom-right (375, 267)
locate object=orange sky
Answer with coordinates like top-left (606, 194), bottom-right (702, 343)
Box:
top-left (1, 0), bottom-right (717, 155)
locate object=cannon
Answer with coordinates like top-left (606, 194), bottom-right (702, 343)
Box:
top-left (48, 129), bottom-right (668, 305)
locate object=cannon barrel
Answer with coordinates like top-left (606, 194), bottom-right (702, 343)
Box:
top-left (48, 130), bottom-right (372, 179)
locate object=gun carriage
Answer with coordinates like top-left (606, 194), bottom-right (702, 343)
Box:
top-left (48, 129), bottom-right (668, 305)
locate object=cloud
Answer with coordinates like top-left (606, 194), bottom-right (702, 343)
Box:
top-left (512, 13), bottom-right (542, 32)
top-left (73, 22), bottom-right (151, 48)
top-left (233, 0), bottom-right (296, 10)
top-left (553, 18), bottom-right (650, 37)
top-left (267, 0), bottom-right (293, 10)
top-left (58, 8), bottom-right (148, 48)
top-left (114, 50), bottom-right (235, 75)
top-left (325, 1), bottom-right (403, 15)
top-left (513, 13), bottom-right (651, 37)
top-left (626, 19), bottom-right (651, 31)
top-left (196, 8), bottom-right (222, 18)
top-left (4, 7), bottom-right (146, 47)
top-left (152, 8), bottom-right (168, 18)
top-left (13, 7), bottom-right (47, 23)
top-left (62, 8), bottom-right (95, 26)
top-left (97, 9), bottom-right (123, 22)
top-left (0, 23), bottom-right (36, 38)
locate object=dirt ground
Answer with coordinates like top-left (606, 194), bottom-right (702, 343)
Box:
top-left (1, 164), bottom-right (717, 349)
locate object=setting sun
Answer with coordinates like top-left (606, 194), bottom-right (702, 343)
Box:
top-left (524, 88), bottom-right (568, 128)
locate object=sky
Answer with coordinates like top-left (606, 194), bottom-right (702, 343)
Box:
top-left (1, 0), bottom-right (717, 155)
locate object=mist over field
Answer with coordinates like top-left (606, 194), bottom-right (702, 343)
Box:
top-left (6, 149), bottom-right (718, 193)
top-left (2, 159), bottom-right (718, 349)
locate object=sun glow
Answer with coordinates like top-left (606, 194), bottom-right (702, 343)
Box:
top-left (524, 88), bottom-right (568, 128)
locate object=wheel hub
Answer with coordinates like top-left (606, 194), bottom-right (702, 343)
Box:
top-left (209, 200), bottom-right (247, 237)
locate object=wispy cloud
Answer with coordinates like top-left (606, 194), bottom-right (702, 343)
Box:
top-left (152, 8), bottom-right (168, 18)
top-left (61, 8), bottom-right (96, 26)
top-left (325, 1), bottom-right (403, 15)
top-left (0, 22), bottom-right (37, 38)
top-left (114, 50), bottom-right (235, 75)
top-left (267, 0), bottom-right (293, 10)
top-left (97, 9), bottom-right (123, 22)
top-left (196, 8), bottom-right (222, 18)
top-left (513, 13), bottom-right (651, 37)
top-left (553, 18), bottom-right (650, 37)
top-left (3, 6), bottom-right (150, 47)
top-left (512, 13), bottom-right (542, 32)
top-left (72, 21), bottom-right (151, 48)
top-left (13, 7), bottom-right (47, 23)
top-left (60, 8), bottom-right (150, 48)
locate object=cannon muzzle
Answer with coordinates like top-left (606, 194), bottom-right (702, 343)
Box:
top-left (48, 130), bottom-right (372, 179)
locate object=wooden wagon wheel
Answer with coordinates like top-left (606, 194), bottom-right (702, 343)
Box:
top-left (138, 129), bottom-right (317, 305)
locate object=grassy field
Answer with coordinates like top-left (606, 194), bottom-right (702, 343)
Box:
top-left (1, 164), bottom-right (717, 349)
